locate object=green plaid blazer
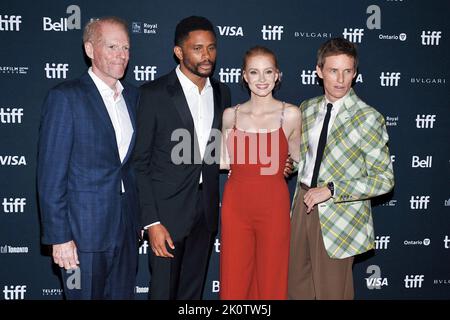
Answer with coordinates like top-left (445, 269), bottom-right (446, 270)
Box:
top-left (292, 89), bottom-right (394, 259)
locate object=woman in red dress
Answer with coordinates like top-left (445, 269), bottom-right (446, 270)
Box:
top-left (220, 46), bottom-right (301, 299)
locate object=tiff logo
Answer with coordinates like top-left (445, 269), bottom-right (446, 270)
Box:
top-left (3, 285), bottom-right (26, 300)
top-left (261, 25), bottom-right (284, 40)
top-left (134, 66), bottom-right (157, 82)
top-left (217, 26), bottom-right (243, 36)
top-left (404, 275), bottom-right (424, 288)
top-left (43, 5), bottom-right (81, 31)
top-left (219, 68), bottom-right (241, 83)
top-left (444, 235), bottom-right (450, 249)
top-left (366, 265), bottom-right (388, 289)
top-left (412, 155), bottom-right (432, 168)
top-left (375, 236), bottom-right (390, 249)
top-left (45, 63), bottom-right (69, 79)
top-left (342, 28), bottom-right (364, 43)
top-left (0, 15), bottom-right (22, 31)
top-left (410, 196), bottom-right (430, 210)
top-left (380, 72), bottom-right (401, 86)
top-left (421, 31), bottom-right (442, 46)
top-left (415, 114), bottom-right (436, 128)
top-left (300, 70), bottom-right (318, 85)
top-left (0, 108), bottom-right (23, 124)
top-left (2, 198), bottom-right (26, 213)
top-left (139, 240), bottom-right (148, 255)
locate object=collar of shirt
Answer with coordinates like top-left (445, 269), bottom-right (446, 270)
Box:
top-left (88, 67), bottom-right (124, 101)
top-left (324, 90), bottom-right (350, 115)
top-left (175, 65), bottom-right (212, 95)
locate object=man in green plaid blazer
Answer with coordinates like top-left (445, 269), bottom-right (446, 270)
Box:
top-left (288, 38), bottom-right (394, 299)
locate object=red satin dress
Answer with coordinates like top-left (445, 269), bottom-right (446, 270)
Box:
top-left (220, 108), bottom-right (290, 300)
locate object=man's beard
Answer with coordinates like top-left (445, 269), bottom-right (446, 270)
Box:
top-left (185, 60), bottom-right (215, 78)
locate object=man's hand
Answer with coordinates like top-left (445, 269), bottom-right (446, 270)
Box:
top-left (283, 156), bottom-right (294, 178)
top-left (303, 186), bottom-right (332, 213)
top-left (53, 240), bottom-right (79, 270)
top-left (148, 224), bottom-right (175, 258)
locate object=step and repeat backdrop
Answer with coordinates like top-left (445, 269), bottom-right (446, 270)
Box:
top-left (0, 0), bottom-right (449, 300)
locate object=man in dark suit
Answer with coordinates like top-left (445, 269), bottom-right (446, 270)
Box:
top-left (133, 16), bottom-right (231, 300)
top-left (37, 17), bottom-right (140, 299)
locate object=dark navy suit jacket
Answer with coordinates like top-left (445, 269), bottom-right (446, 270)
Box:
top-left (38, 72), bottom-right (140, 252)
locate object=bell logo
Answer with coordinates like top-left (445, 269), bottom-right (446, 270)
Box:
top-left (415, 114), bottom-right (436, 128)
top-left (421, 31), bottom-right (442, 46)
top-left (261, 25), bottom-right (284, 40)
top-left (217, 26), bottom-right (244, 36)
top-left (45, 63), bottom-right (69, 79)
top-left (342, 28), bottom-right (364, 43)
top-left (300, 70), bottom-right (318, 85)
top-left (134, 66), bottom-right (157, 82)
top-left (374, 236), bottom-right (390, 249)
top-left (409, 196), bottom-right (430, 210)
top-left (212, 280), bottom-right (220, 293)
top-left (404, 275), bottom-right (424, 288)
top-left (411, 155), bottom-right (432, 168)
top-left (43, 5), bottom-right (81, 31)
top-left (380, 72), bottom-right (401, 86)
top-left (219, 68), bottom-right (241, 83)
top-left (0, 15), bottom-right (22, 31)
top-left (3, 285), bottom-right (27, 300)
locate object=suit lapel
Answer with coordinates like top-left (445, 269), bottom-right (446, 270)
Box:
top-left (80, 73), bottom-right (119, 153)
top-left (326, 89), bottom-right (355, 148)
top-left (167, 70), bottom-right (202, 161)
top-left (121, 85), bottom-right (136, 165)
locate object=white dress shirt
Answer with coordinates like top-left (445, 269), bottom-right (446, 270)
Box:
top-left (301, 93), bottom-right (347, 187)
top-left (88, 68), bottom-right (133, 192)
top-left (175, 65), bottom-right (214, 183)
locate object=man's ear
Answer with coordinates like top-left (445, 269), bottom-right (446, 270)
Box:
top-left (84, 42), bottom-right (94, 60)
top-left (173, 46), bottom-right (183, 61)
top-left (316, 65), bottom-right (323, 79)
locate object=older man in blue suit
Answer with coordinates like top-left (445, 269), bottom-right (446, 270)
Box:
top-left (37, 17), bottom-right (140, 299)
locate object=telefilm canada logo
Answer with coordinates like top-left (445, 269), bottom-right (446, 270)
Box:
top-left (0, 66), bottom-right (28, 75)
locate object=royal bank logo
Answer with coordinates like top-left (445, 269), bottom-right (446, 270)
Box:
top-left (404, 238), bottom-right (431, 246)
top-left (217, 26), bottom-right (244, 36)
top-left (378, 33), bottom-right (407, 41)
top-left (380, 72), bottom-right (401, 86)
top-left (365, 265), bottom-right (388, 289)
top-left (0, 156), bottom-right (27, 166)
top-left (0, 66), bottom-right (29, 75)
top-left (2, 198), bottom-right (26, 213)
top-left (0, 15), bottom-right (22, 31)
top-left (139, 240), bottom-right (148, 255)
top-left (45, 63), bottom-right (69, 79)
top-left (404, 275), bottom-right (424, 288)
top-left (415, 114), bottom-right (436, 128)
top-left (421, 31), bottom-right (442, 46)
top-left (131, 22), bottom-right (158, 34)
top-left (385, 116), bottom-right (399, 127)
top-left (3, 285), bottom-right (27, 300)
top-left (0, 108), bottom-right (24, 124)
top-left (261, 25), bottom-right (284, 40)
top-left (43, 5), bottom-right (81, 31)
top-left (0, 245), bottom-right (29, 254)
top-left (374, 236), bottom-right (390, 249)
top-left (134, 66), bottom-right (157, 82)
top-left (410, 196), bottom-right (430, 210)
top-left (294, 31), bottom-right (332, 39)
top-left (342, 28), bottom-right (364, 43)
top-left (219, 68), bottom-right (241, 83)
top-left (412, 155), bottom-right (432, 168)
top-left (300, 70), bottom-right (319, 85)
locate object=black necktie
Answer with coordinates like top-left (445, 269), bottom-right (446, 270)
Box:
top-left (310, 103), bottom-right (333, 187)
